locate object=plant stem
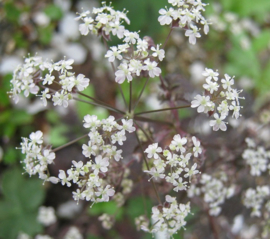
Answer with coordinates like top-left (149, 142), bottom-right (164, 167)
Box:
top-left (134, 115), bottom-right (173, 126)
top-left (133, 77), bottom-right (150, 111)
top-left (77, 92), bottom-right (124, 114)
top-left (163, 27), bottom-right (173, 49)
top-left (52, 134), bottom-right (88, 152)
top-left (134, 120), bottom-right (153, 143)
top-left (135, 104), bottom-right (191, 115)
top-left (135, 131), bottom-right (162, 204)
top-left (129, 81), bottom-right (132, 113)
top-left (73, 96), bottom-right (125, 114)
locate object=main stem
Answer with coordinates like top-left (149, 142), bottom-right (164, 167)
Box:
top-left (73, 96), bottom-right (125, 115)
top-left (133, 77), bottom-right (150, 111)
top-left (52, 134), bottom-right (88, 152)
top-left (129, 81), bottom-right (132, 113)
top-left (135, 104), bottom-right (191, 115)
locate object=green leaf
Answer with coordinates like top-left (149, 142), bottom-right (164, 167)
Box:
top-left (44, 4), bottom-right (63, 20)
top-left (48, 125), bottom-right (68, 147)
top-left (10, 110), bottom-right (33, 125)
top-left (252, 30), bottom-right (270, 53)
top-left (38, 25), bottom-right (53, 45)
top-left (3, 147), bottom-right (18, 164)
top-left (4, 2), bottom-right (21, 23)
top-left (126, 196), bottom-right (152, 219)
top-left (0, 168), bottom-right (45, 239)
top-left (46, 111), bottom-right (60, 124)
top-left (0, 74), bottom-right (12, 107)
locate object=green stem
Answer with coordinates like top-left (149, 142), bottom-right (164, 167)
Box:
top-left (163, 27), bottom-right (173, 49)
top-left (134, 120), bottom-right (153, 143)
top-left (52, 134), bottom-right (88, 152)
top-left (133, 77), bottom-right (150, 111)
top-left (77, 91), bottom-right (115, 108)
top-left (135, 104), bottom-right (191, 115)
top-left (134, 115), bottom-right (173, 126)
top-left (129, 81), bottom-right (132, 113)
top-left (73, 96), bottom-right (125, 114)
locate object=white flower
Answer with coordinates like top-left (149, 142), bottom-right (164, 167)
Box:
top-left (58, 170), bottom-right (71, 187)
top-left (221, 74), bottom-right (234, 90)
top-left (82, 142), bottom-right (97, 157)
top-left (52, 90), bottom-right (71, 108)
top-left (37, 149), bottom-right (55, 165)
top-left (209, 113), bottom-right (227, 131)
top-left (203, 78), bottom-right (219, 94)
top-left (105, 46), bottom-right (123, 62)
top-left (169, 134), bottom-right (187, 153)
top-left (145, 143), bottom-right (162, 159)
top-left (191, 94), bottom-right (213, 113)
top-left (40, 88), bottom-right (51, 106)
top-left (123, 30), bottom-right (139, 44)
top-left (111, 130), bottom-right (126, 145)
top-left (54, 59), bottom-right (74, 73)
top-left (202, 68), bottom-right (219, 81)
top-left (115, 63), bottom-right (132, 84)
top-left (83, 114), bottom-right (101, 129)
top-left (30, 130), bottom-right (43, 144)
top-left (64, 226), bottom-right (83, 239)
top-left (43, 74), bottom-right (55, 85)
top-left (229, 101), bottom-right (241, 119)
top-left (184, 163), bottom-right (199, 179)
top-left (92, 155), bottom-right (109, 174)
top-left (37, 206), bottom-right (56, 226)
top-left (74, 74), bottom-right (90, 91)
top-left (142, 59), bottom-right (161, 78)
top-left (192, 136), bottom-right (202, 157)
top-left (144, 167), bottom-right (165, 181)
top-left (151, 44), bottom-right (165, 61)
top-left (121, 119), bottom-right (136, 133)
top-left (158, 8), bottom-right (174, 25)
top-left (78, 17), bottom-right (94, 35)
top-left (185, 25), bottom-right (201, 45)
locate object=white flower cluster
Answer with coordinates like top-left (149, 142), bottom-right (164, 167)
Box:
top-left (105, 36), bottom-right (164, 84)
top-left (140, 195), bottom-right (191, 237)
top-left (19, 116), bottom-right (135, 205)
top-left (57, 116), bottom-right (135, 204)
top-left (98, 213), bottom-right (115, 230)
top-left (10, 55), bottom-right (89, 107)
top-left (191, 68), bottom-right (244, 131)
top-left (188, 173), bottom-right (235, 216)
top-left (242, 138), bottom-right (270, 176)
top-left (19, 131), bottom-right (57, 182)
top-left (243, 186), bottom-right (270, 217)
top-left (76, 2), bottom-right (130, 38)
top-left (37, 206), bottom-right (56, 227)
top-left (17, 226), bottom-right (83, 239)
top-left (144, 135), bottom-right (202, 192)
top-left (158, 0), bottom-right (210, 44)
